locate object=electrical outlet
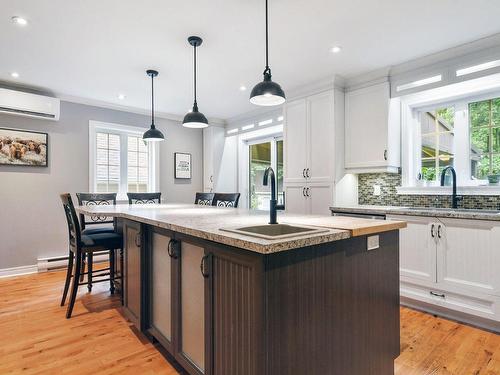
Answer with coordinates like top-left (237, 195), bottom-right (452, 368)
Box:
top-left (373, 185), bottom-right (381, 196)
top-left (367, 235), bottom-right (380, 251)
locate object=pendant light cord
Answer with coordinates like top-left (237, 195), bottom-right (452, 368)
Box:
top-left (193, 44), bottom-right (198, 106)
top-left (265, 0), bottom-right (269, 70)
top-left (151, 73), bottom-right (155, 126)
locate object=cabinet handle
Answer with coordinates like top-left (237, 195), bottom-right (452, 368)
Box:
top-left (437, 225), bottom-right (442, 239)
top-left (430, 224), bottom-right (435, 238)
top-left (430, 291), bottom-right (445, 298)
top-left (302, 187), bottom-right (306, 197)
top-left (302, 169), bottom-right (306, 178)
top-left (306, 168), bottom-right (310, 178)
top-left (200, 254), bottom-right (210, 278)
top-left (306, 187), bottom-right (310, 197)
top-left (383, 149), bottom-right (388, 161)
top-left (167, 239), bottom-right (178, 259)
top-left (210, 175), bottom-right (213, 182)
top-left (134, 233), bottom-right (141, 247)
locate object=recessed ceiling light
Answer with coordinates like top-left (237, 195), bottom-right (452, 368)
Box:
top-left (331, 46), bottom-right (342, 53)
top-left (11, 16), bottom-right (28, 26)
top-left (239, 85), bottom-right (247, 91)
top-left (10, 72), bottom-right (19, 78)
top-left (118, 94), bottom-right (126, 100)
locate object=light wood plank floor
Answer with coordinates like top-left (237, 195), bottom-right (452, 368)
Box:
top-left (1, 269), bottom-right (499, 374)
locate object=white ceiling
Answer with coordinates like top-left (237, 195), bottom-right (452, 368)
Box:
top-left (1, 0), bottom-right (500, 121)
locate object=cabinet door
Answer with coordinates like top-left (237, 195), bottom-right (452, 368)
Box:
top-left (123, 220), bottom-right (143, 329)
top-left (284, 184), bottom-right (308, 215)
top-left (345, 82), bottom-right (390, 169)
top-left (148, 228), bottom-right (175, 353)
top-left (176, 240), bottom-right (207, 375)
top-left (284, 99), bottom-right (308, 184)
top-left (203, 127), bottom-right (225, 192)
top-left (308, 91), bottom-right (334, 183)
top-left (386, 215), bottom-right (437, 285)
top-left (308, 183), bottom-right (334, 215)
top-left (437, 219), bottom-right (500, 297)
top-left (209, 246), bottom-right (265, 375)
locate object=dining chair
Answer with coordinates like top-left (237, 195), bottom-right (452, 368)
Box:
top-left (76, 193), bottom-right (117, 292)
top-left (212, 193), bottom-right (241, 208)
top-left (127, 192), bottom-right (162, 204)
top-left (194, 192), bottom-right (215, 206)
top-left (60, 193), bottom-right (122, 318)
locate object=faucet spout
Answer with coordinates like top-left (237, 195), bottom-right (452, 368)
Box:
top-left (440, 166), bottom-right (461, 209)
top-left (263, 167), bottom-right (285, 224)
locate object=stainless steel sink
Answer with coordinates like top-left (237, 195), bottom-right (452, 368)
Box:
top-left (220, 224), bottom-right (329, 240)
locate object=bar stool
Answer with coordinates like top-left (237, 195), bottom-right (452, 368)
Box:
top-left (127, 192), bottom-right (162, 204)
top-left (213, 193), bottom-right (241, 207)
top-left (76, 193), bottom-right (117, 291)
top-left (194, 192), bottom-right (215, 205)
top-left (60, 193), bottom-right (122, 319)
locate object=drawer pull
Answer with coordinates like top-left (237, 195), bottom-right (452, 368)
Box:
top-left (167, 239), bottom-right (178, 259)
top-left (430, 291), bottom-right (445, 298)
top-left (200, 254), bottom-right (210, 278)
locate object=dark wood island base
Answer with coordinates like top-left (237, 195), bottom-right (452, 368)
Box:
top-left (120, 219), bottom-right (400, 375)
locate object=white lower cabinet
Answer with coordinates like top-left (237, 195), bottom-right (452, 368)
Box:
top-left (388, 214), bottom-right (500, 326)
top-left (284, 183), bottom-right (333, 215)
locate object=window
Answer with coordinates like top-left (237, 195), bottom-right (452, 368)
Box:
top-left (419, 107), bottom-right (455, 182)
top-left (248, 137), bottom-right (283, 210)
top-left (469, 98), bottom-right (500, 179)
top-left (408, 93), bottom-right (500, 188)
top-left (89, 121), bottom-right (158, 199)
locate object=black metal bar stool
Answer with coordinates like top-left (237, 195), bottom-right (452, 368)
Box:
top-left (127, 192), bottom-right (162, 204)
top-left (76, 193), bottom-right (117, 292)
top-left (194, 192), bottom-right (215, 205)
top-left (60, 193), bottom-right (123, 319)
top-left (212, 193), bottom-right (241, 207)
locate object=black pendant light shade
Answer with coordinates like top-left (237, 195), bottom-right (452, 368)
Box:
top-left (143, 69), bottom-right (165, 142)
top-left (250, 0), bottom-right (285, 106)
top-left (183, 36), bottom-right (209, 129)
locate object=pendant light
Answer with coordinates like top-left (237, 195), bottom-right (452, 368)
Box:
top-left (143, 69), bottom-right (165, 142)
top-left (250, 0), bottom-right (285, 106)
top-left (183, 36), bottom-right (208, 128)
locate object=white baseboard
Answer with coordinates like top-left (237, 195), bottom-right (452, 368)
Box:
top-left (0, 253), bottom-right (110, 279)
top-left (0, 265), bottom-right (38, 278)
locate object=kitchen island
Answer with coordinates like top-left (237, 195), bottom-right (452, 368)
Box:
top-left (77, 203), bottom-right (406, 375)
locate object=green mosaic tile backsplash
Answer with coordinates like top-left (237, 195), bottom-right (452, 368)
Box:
top-left (358, 173), bottom-right (500, 210)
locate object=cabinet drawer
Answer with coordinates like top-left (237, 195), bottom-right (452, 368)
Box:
top-left (401, 280), bottom-right (500, 322)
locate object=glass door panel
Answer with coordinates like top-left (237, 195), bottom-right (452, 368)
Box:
top-left (249, 142), bottom-right (271, 210)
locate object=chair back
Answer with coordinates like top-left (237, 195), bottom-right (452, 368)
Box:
top-left (195, 192), bottom-right (215, 206)
top-left (60, 193), bottom-right (81, 250)
top-left (127, 192), bottom-right (162, 204)
top-left (76, 193), bottom-right (117, 230)
top-left (213, 193), bottom-right (241, 208)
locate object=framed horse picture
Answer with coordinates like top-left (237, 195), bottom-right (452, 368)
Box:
top-left (0, 128), bottom-right (48, 167)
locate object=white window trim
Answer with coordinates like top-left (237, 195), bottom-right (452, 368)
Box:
top-left (399, 78), bottom-right (500, 195)
top-left (89, 120), bottom-right (160, 201)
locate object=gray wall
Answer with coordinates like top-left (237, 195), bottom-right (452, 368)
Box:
top-left (0, 101), bottom-right (203, 269)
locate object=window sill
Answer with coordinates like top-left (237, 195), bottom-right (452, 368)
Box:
top-left (397, 185), bottom-right (500, 196)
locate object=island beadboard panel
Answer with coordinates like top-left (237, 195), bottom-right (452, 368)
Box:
top-left (358, 173), bottom-right (500, 209)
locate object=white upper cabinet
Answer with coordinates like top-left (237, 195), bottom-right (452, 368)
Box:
top-left (345, 82), bottom-right (400, 173)
top-left (284, 90), bottom-right (336, 184)
top-left (203, 126), bottom-right (225, 193)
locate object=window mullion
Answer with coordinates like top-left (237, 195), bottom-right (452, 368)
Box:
top-left (120, 133), bottom-right (128, 198)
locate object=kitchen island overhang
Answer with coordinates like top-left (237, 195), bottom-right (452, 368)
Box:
top-left (77, 203), bottom-right (406, 375)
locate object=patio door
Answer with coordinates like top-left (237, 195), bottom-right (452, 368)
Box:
top-left (248, 137), bottom-right (283, 210)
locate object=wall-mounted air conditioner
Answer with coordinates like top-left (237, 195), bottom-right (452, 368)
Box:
top-left (0, 88), bottom-right (60, 121)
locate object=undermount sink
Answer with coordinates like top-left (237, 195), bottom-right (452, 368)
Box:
top-left (220, 224), bottom-right (329, 240)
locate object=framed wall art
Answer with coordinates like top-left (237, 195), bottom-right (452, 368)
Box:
top-left (0, 128), bottom-right (48, 167)
top-left (174, 152), bottom-right (192, 179)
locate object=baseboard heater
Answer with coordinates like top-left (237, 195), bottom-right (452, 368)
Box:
top-left (37, 252), bottom-right (110, 272)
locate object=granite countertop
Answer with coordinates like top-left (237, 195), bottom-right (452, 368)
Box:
top-left (77, 204), bottom-right (406, 254)
top-left (330, 205), bottom-right (500, 221)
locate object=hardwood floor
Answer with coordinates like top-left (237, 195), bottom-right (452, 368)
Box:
top-left (1, 269), bottom-right (499, 374)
